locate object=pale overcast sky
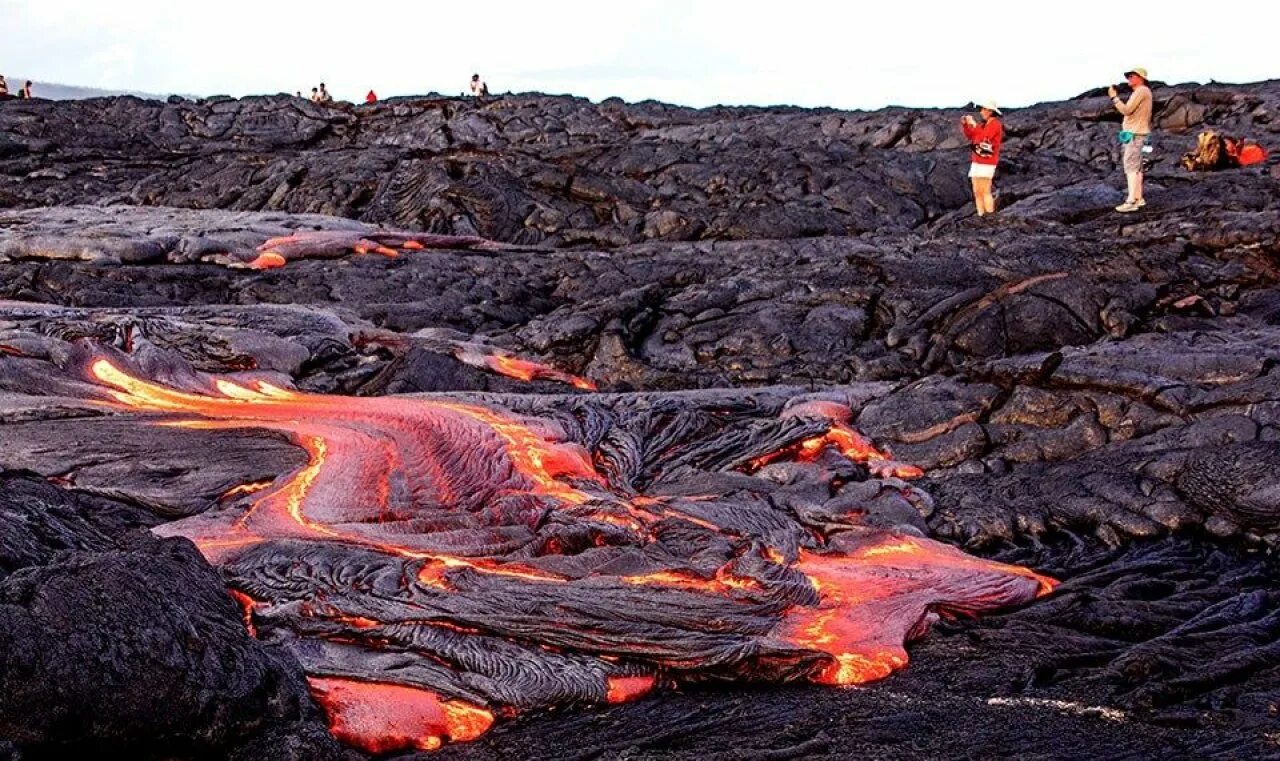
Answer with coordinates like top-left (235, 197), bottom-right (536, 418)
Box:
top-left (2, 0), bottom-right (1277, 109)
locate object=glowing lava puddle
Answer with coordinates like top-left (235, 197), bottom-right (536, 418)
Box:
top-left (86, 358), bottom-right (1055, 754)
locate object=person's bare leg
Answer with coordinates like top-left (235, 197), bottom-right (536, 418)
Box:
top-left (975, 178), bottom-right (995, 215)
top-left (1134, 171), bottom-right (1144, 204)
top-left (983, 180), bottom-right (996, 214)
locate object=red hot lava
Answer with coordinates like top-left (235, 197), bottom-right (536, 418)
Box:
top-left (85, 357), bottom-right (1054, 754)
top-left (452, 346), bottom-right (597, 390)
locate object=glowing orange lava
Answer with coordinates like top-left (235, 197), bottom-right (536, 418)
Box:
top-left (219, 481), bottom-right (273, 500)
top-left (452, 347), bottom-right (598, 391)
top-left (246, 251), bottom-right (287, 270)
top-left (606, 674), bottom-right (657, 703)
top-left (79, 357), bottom-right (1058, 751)
top-left (778, 538), bottom-right (1056, 685)
top-left (228, 590), bottom-right (259, 638)
top-left (307, 677), bottom-right (494, 754)
top-left (749, 422), bottom-right (923, 480)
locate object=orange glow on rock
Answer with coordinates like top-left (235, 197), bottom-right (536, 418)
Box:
top-left (219, 480), bottom-right (273, 500)
top-left (80, 357), bottom-right (1058, 752)
top-left (333, 615), bottom-right (382, 630)
top-left (307, 677), bottom-right (494, 754)
top-left (492, 354), bottom-right (545, 382)
top-left (749, 422), bottom-right (922, 480)
top-left (454, 348), bottom-right (597, 391)
top-left (621, 570), bottom-right (725, 593)
top-left (619, 567), bottom-right (761, 595)
top-left (88, 358), bottom-right (603, 544)
top-left (247, 251), bottom-right (287, 270)
top-left (606, 674), bottom-right (657, 703)
top-left (431, 399), bottom-right (601, 505)
top-left (228, 589), bottom-right (259, 638)
top-left (777, 538), bottom-right (1056, 686)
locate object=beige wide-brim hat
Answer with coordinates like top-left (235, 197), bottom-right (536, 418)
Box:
top-left (1124, 67), bottom-right (1149, 80)
top-left (977, 99), bottom-right (1002, 115)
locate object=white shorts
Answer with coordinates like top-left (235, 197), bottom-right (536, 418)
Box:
top-left (968, 163), bottom-right (996, 179)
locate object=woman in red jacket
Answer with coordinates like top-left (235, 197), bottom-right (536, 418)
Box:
top-left (960, 100), bottom-right (1004, 217)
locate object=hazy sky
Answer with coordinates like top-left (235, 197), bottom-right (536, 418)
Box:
top-left (3, 0), bottom-right (1278, 109)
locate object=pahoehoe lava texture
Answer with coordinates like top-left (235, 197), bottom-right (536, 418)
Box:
top-left (2, 82), bottom-right (1280, 759)
top-left (1, 343), bottom-right (1052, 754)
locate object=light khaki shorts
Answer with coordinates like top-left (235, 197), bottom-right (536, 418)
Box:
top-left (1123, 135), bottom-right (1148, 174)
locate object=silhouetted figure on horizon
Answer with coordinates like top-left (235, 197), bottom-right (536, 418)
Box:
top-left (366, 90), bottom-right (378, 104)
top-left (19, 81), bottom-right (32, 99)
top-left (470, 74), bottom-right (488, 97)
top-left (0, 76), bottom-right (8, 97)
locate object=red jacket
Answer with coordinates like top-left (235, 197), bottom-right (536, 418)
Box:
top-left (961, 117), bottom-right (1003, 165)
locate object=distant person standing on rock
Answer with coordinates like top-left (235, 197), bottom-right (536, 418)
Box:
top-left (19, 81), bottom-right (33, 99)
top-left (1109, 67), bottom-right (1153, 213)
top-left (318, 82), bottom-right (333, 103)
top-left (470, 74), bottom-right (489, 97)
top-left (365, 89), bottom-right (378, 104)
top-left (960, 100), bottom-right (1004, 217)
top-left (310, 87), bottom-right (320, 103)
top-left (0, 76), bottom-right (8, 97)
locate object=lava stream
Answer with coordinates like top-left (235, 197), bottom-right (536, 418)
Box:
top-left (81, 357), bottom-right (1057, 753)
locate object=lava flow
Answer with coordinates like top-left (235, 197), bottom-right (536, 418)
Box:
top-left (83, 356), bottom-right (1055, 754)
top-left (307, 677), bottom-right (494, 753)
top-left (780, 539), bottom-right (1057, 685)
top-left (453, 345), bottom-right (598, 390)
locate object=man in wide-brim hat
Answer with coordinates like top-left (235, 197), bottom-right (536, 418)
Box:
top-left (1108, 67), bottom-right (1153, 212)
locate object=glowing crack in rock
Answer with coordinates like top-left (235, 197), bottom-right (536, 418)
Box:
top-left (85, 357), bottom-right (1055, 753)
top-left (452, 345), bottom-right (598, 390)
top-left (244, 229), bottom-right (504, 270)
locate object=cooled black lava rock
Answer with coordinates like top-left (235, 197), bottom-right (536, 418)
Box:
top-left (0, 474), bottom-right (348, 760)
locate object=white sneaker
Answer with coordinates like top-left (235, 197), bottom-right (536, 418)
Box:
top-left (1134, 199), bottom-right (1146, 208)
top-left (1115, 201), bottom-right (1140, 213)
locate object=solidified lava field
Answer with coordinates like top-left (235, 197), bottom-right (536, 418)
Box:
top-left (1, 83), bottom-right (1279, 760)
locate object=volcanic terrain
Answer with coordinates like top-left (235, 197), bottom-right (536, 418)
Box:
top-left (1, 82), bottom-right (1278, 760)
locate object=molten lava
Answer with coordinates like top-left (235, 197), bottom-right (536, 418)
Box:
top-left (606, 675), bottom-right (657, 703)
top-left (82, 357), bottom-right (1055, 752)
top-left (307, 677), bottom-right (494, 754)
top-left (750, 422), bottom-right (923, 480)
top-left (780, 539), bottom-right (1056, 685)
top-left (453, 346), bottom-right (598, 391)
top-left (243, 229), bottom-right (500, 270)
top-left (246, 251), bottom-right (287, 270)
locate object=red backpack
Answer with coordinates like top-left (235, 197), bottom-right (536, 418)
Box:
top-left (1237, 143), bottom-right (1268, 166)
